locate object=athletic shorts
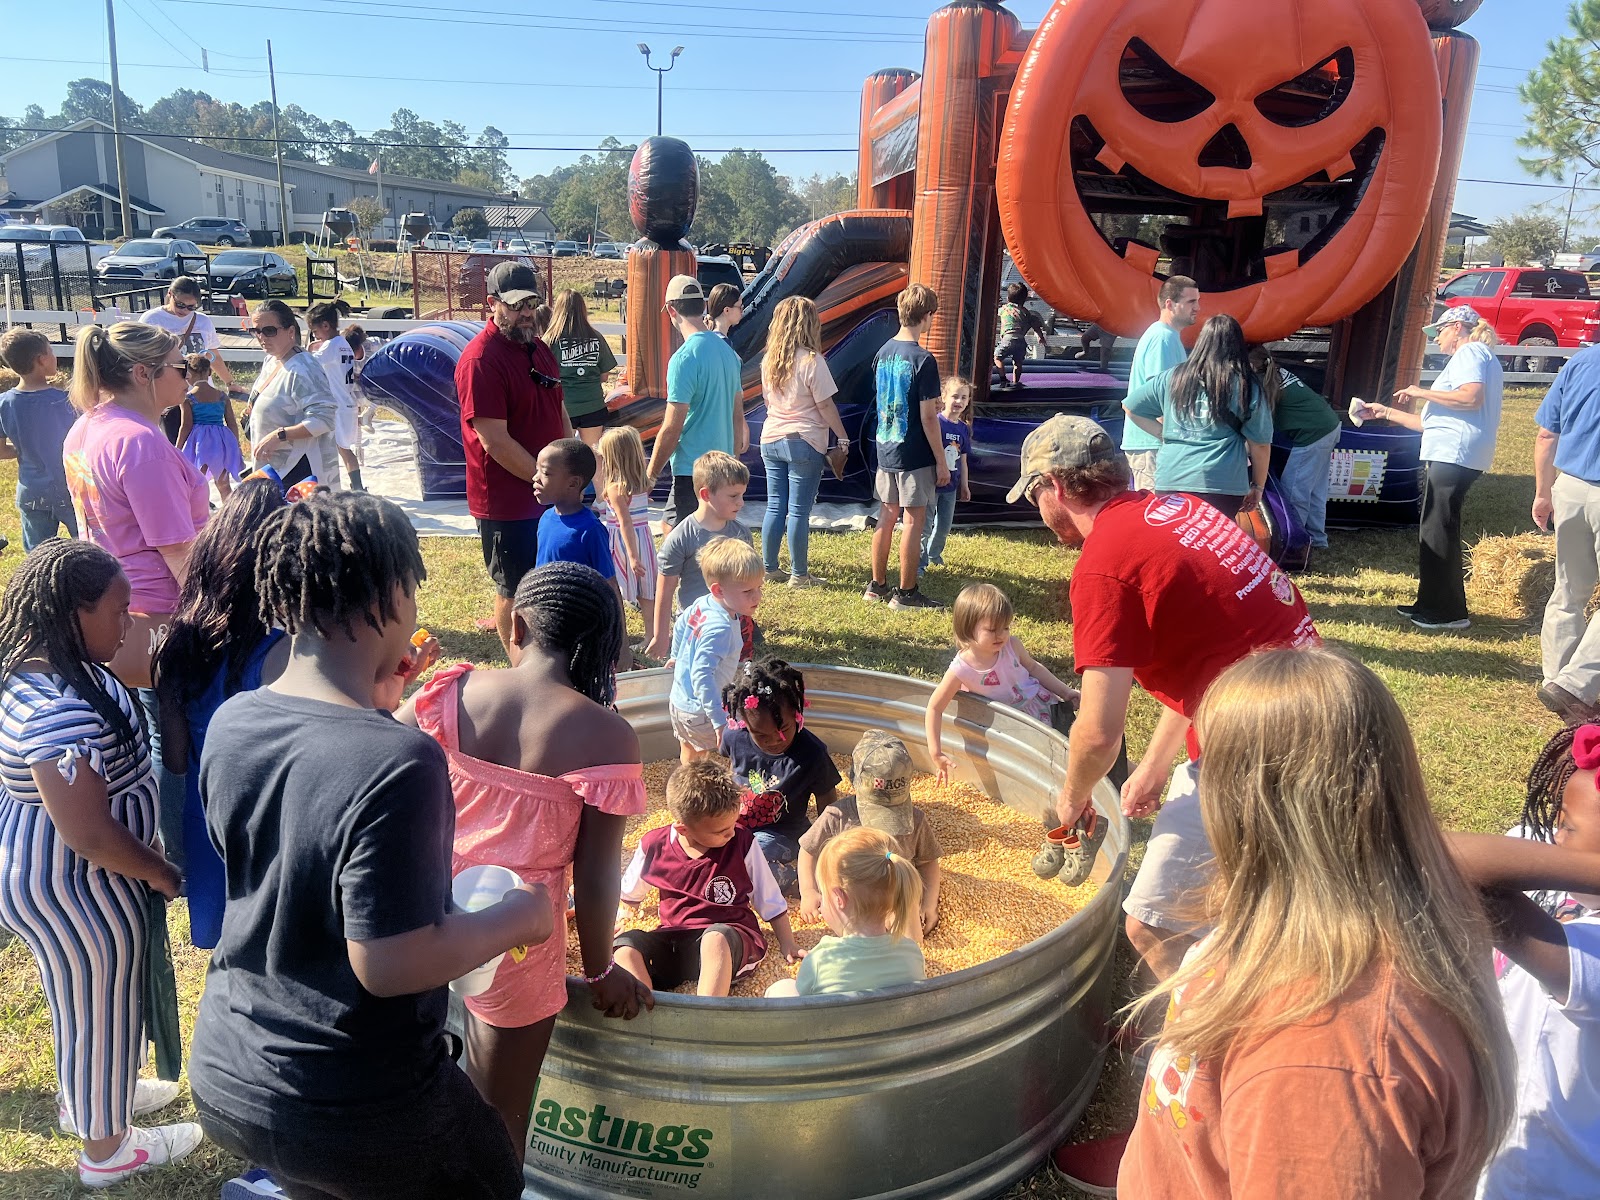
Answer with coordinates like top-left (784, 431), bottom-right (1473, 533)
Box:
top-left (569, 408), bottom-right (610, 430)
top-left (995, 335), bottom-right (1029, 367)
top-left (1123, 760), bottom-right (1214, 936)
top-left (875, 466), bottom-right (936, 509)
top-left (476, 517), bottom-right (540, 599)
top-left (614, 924), bottom-right (754, 991)
top-left (670, 705), bottom-right (721, 752)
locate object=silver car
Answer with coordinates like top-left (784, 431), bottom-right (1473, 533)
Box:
top-left (96, 238), bottom-right (207, 281)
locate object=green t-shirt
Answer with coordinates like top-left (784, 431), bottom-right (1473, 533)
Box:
top-left (1125, 369), bottom-right (1274, 496)
top-left (794, 933), bottom-right (926, 996)
top-left (1123, 320), bottom-right (1188, 452)
top-left (1270, 369), bottom-right (1341, 448)
top-left (554, 334), bottom-right (619, 418)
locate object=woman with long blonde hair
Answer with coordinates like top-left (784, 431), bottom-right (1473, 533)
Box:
top-left (759, 296), bottom-right (848, 587)
top-left (545, 290), bottom-right (617, 448)
top-left (1117, 646), bottom-right (1514, 1198)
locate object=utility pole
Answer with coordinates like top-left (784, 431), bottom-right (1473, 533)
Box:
top-left (105, 0), bottom-right (135, 239)
top-left (266, 40), bottom-right (292, 247)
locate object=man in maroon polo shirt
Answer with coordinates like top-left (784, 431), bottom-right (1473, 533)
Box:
top-left (456, 261), bottom-right (571, 654)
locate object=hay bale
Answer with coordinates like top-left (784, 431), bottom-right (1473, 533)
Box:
top-left (1467, 533), bottom-right (1555, 621)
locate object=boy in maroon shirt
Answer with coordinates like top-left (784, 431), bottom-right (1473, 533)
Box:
top-left (614, 760), bottom-right (804, 995)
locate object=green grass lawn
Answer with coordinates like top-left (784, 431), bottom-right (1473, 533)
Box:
top-left (0, 391), bottom-right (1560, 1198)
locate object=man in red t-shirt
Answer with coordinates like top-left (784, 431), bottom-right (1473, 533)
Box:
top-left (455, 262), bottom-right (572, 653)
top-left (1009, 414), bottom-right (1319, 981)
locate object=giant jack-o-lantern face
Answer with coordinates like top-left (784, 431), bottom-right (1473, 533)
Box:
top-left (996, 0), bottom-right (1444, 343)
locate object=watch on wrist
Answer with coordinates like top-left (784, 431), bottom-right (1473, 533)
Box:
top-left (276, 427), bottom-right (288, 441)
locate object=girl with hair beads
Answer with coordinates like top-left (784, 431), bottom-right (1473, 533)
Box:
top-left (766, 826), bottom-right (925, 997)
top-left (1447, 724), bottom-right (1600, 1197)
top-left (189, 491), bottom-right (548, 1200)
top-left (175, 352), bottom-right (243, 498)
top-left (0, 540), bottom-right (202, 1188)
top-left (398, 562), bottom-right (653, 1149)
top-left (597, 425), bottom-right (660, 647)
top-left (720, 658), bottom-right (841, 895)
top-left (152, 479), bottom-right (286, 949)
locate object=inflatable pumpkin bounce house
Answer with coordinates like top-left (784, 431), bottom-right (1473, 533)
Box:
top-left (361, 0), bottom-right (1482, 558)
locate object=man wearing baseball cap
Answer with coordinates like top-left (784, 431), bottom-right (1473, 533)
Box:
top-left (645, 274), bottom-right (748, 527)
top-left (455, 260), bottom-right (572, 654)
top-left (1011, 414), bottom-right (1319, 981)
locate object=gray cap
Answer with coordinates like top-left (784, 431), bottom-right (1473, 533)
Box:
top-left (851, 730), bottom-right (915, 839)
top-left (1006, 414), bottom-right (1123, 504)
top-left (487, 261), bottom-right (540, 305)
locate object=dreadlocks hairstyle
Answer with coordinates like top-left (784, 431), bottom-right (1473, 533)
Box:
top-left (256, 491), bottom-right (426, 641)
top-left (512, 562), bottom-right (624, 706)
top-left (1524, 724), bottom-right (1583, 845)
top-left (721, 657), bottom-right (807, 731)
top-left (0, 540), bottom-right (139, 755)
top-left (154, 479), bottom-right (287, 708)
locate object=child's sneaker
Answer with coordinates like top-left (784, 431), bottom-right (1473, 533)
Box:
top-left (222, 1168), bottom-right (288, 1198)
top-left (59, 1078), bottom-right (180, 1134)
top-left (78, 1122), bottom-right (205, 1189)
top-left (863, 579), bottom-right (891, 603)
top-left (889, 587), bottom-right (943, 610)
top-left (1059, 810), bottom-right (1108, 887)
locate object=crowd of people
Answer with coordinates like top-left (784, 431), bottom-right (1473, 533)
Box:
top-left (0, 255), bottom-right (1590, 1200)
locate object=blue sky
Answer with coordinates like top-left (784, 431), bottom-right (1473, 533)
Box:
top-left (0, 0), bottom-right (1571, 224)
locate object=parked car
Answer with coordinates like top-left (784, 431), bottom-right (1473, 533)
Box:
top-left (0, 225), bottom-right (113, 268)
top-left (419, 232), bottom-right (455, 251)
top-left (1435, 266), bottom-right (1600, 371)
top-left (696, 254), bottom-right (744, 297)
top-left (470, 239), bottom-right (495, 253)
top-left (591, 242), bottom-right (624, 259)
top-left (96, 238), bottom-right (206, 281)
top-left (151, 216), bottom-right (251, 247)
top-left (552, 240), bottom-right (583, 257)
top-left (452, 235), bottom-right (472, 251)
top-left (205, 250), bottom-right (298, 298)
top-left (1554, 247), bottom-right (1600, 273)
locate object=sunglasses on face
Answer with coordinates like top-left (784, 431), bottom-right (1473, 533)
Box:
top-left (252, 325), bottom-right (286, 338)
top-left (502, 298), bottom-right (539, 313)
top-left (156, 360), bottom-right (188, 376)
top-left (173, 301), bottom-right (199, 312)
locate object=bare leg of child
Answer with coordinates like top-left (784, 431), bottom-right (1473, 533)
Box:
top-left (339, 446), bottom-right (364, 491)
top-left (615, 945), bottom-right (652, 990)
top-left (639, 599), bottom-right (656, 649)
top-left (464, 1011), bottom-right (556, 1149)
top-left (216, 472), bottom-right (233, 499)
top-left (764, 978), bottom-right (799, 998)
top-left (697, 929), bottom-right (735, 997)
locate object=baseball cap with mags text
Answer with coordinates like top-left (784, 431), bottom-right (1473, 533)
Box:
top-left (851, 730), bottom-right (916, 839)
top-left (1006, 414), bottom-right (1123, 505)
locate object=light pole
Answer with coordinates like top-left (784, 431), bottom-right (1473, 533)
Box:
top-left (1565, 166), bottom-right (1594, 254)
top-left (638, 44), bottom-right (684, 137)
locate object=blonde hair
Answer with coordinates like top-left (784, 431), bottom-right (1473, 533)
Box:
top-left (598, 425), bottom-right (650, 497)
top-left (698, 536), bottom-right (763, 586)
top-left (941, 375), bottom-right (974, 427)
top-left (1465, 318), bottom-right (1498, 345)
top-left (817, 826), bottom-right (923, 941)
top-left (70, 321), bottom-right (177, 412)
top-left (691, 449), bottom-right (749, 494)
top-left (896, 283), bottom-right (938, 327)
top-left (666, 758), bottom-right (741, 823)
top-left (545, 289), bottom-right (600, 348)
top-left (763, 296), bottom-right (821, 393)
top-left (951, 583), bottom-right (1013, 647)
top-left (1136, 647), bottom-right (1513, 1183)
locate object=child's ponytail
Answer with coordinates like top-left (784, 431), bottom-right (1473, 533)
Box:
top-left (818, 826), bottom-right (925, 942)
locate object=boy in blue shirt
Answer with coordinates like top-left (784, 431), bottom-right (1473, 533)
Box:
top-left (533, 436), bottom-right (620, 597)
top-left (669, 537), bottom-right (764, 765)
top-left (0, 328), bottom-right (76, 549)
top-left (1123, 275), bottom-right (1200, 490)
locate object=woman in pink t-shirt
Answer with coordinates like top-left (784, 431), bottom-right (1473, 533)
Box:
top-left (760, 297), bottom-right (849, 586)
top-left (63, 322), bottom-right (209, 867)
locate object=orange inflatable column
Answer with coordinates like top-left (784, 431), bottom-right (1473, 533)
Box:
top-left (907, 0), bottom-right (1023, 387)
top-left (625, 246), bottom-right (696, 400)
top-left (1328, 31), bottom-right (1479, 404)
top-left (859, 69), bottom-right (921, 211)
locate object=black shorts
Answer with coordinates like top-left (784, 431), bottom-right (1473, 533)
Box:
top-left (568, 407), bottom-right (610, 430)
top-left (614, 924), bottom-right (753, 991)
top-left (663, 474), bottom-right (698, 527)
top-left (995, 335), bottom-right (1029, 367)
top-left (477, 517), bottom-right (540, 599)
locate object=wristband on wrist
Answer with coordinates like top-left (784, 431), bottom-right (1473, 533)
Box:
top-left (584, 961), bottom-right (617, 986)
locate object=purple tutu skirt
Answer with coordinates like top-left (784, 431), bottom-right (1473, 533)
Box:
top-left (182, 423), bottom-right (244, 482)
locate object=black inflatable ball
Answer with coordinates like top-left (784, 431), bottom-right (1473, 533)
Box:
top-left (629, 137), bottom-right (699, 247)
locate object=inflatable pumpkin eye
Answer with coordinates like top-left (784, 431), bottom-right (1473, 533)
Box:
top-left (1255, 48), bottom-right (1356, 128)
top-left (1118, 39), bottom-right (1216, 123)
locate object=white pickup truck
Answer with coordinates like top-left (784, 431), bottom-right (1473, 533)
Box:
top-left (0, 224), bottom-right (114, 268)
top-left (1553, 246), bottom-right (1600, 272)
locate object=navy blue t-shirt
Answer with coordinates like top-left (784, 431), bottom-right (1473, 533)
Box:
top-left (535, 506), bottom-right (615, 577)
top-left (0, 386), bottom-right (74, 507)
top-left (935, 414), bottom-right (972, 495)
top-left (719, 725), bottom-right (842, 841)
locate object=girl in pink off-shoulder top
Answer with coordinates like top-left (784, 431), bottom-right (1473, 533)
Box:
top-left (399, 562), bottom-right (654, 1150)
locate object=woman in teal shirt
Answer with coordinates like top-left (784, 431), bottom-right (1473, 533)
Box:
top-left (1123, 315), bottom-right (1273, 519)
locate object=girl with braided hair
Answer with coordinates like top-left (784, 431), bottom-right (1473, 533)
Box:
top-left (398, 561), bottom-right (653, 1149)
top-left (189, 490), bottom-right (548, 1200)
top-left (718, 657), bottom-right (840, 896)
top-left (0, 540), bottom-right (202, 1187)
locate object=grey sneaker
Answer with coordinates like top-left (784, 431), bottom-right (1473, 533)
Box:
top-left (863, 579), bottom-right (891, 603)
top-left (1059, 811), bottom-right (1108, 887)
top-left (764, 570), bottom-right (789, 584)
top-left (788, 573), bottom-right (825, 589)
top-left (1409, 613), bottom-right (1471, 631)
top-left (889, 587), bottom-right (944, 610)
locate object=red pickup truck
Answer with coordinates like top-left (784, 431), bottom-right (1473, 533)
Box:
top-left (1436, 267), bottom-right (1600, 369)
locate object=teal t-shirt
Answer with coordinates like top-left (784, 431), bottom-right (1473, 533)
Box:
top-left (794, 932), bottom-right (926, 996)
top-left (1123, 321), bottom-right (1187, 452)
top-left (1125, 369), bottom-right (1274, 496)
top-left (666, 331), bottom-right (742, 476)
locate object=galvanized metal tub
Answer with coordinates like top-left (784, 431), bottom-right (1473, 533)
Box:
top-left (464, 664), bottom-right (1129, 1200)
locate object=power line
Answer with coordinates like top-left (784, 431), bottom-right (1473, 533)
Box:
top-left (120, 0), bottom-right (201, 70)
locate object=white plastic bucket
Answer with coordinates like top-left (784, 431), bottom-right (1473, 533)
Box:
top-left (448, 864), bottom-right (523, 997)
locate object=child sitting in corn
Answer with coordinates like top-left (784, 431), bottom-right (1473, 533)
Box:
top-left (614, 760), bottom-right (803, 996)
top-left (799, 730), bottom-right (941, 935)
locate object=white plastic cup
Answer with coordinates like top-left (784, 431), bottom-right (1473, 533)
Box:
top-left (449, 864), bottom-right (523, 997)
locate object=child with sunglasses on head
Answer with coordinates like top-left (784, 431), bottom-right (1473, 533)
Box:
top-left (1449, 723), bottom-right (1600, 1198)
top-left (176, 352), bottom-right (243, 499)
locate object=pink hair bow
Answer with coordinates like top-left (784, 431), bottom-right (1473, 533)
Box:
top-left (1573, 724), bottom-right (1600, 771)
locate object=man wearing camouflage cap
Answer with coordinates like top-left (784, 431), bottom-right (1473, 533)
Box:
top-left (1011, 414), bottom-right (1320, 981)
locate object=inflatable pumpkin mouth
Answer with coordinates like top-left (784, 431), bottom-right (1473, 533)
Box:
top-left (1069, 115), bottom-right (1386, 294)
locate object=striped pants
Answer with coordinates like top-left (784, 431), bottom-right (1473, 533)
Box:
top-left (0, 800), bottom-right (148, 1141)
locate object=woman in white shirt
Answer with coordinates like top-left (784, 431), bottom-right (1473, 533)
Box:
top-left (245, 299), bottom-right (341, 490)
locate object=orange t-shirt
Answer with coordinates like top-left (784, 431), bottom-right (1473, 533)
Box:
top-left (1118, 957), bottom-right (1486, 1200)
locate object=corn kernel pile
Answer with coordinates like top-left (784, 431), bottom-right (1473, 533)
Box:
top-left (569, 756), bottom-right (1101, 996)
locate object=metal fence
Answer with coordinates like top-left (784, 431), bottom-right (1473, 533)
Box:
top-left (409, 249), bottom-right (552, 322)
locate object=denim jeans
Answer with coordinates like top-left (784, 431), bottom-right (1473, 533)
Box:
top-left (1277, 426), bottom-right (1341, 548)
top-left (135, 687), bottom-right (188, 873)
top-left (18, 493), bottom-right (77, 551)
top-left (921, 489), bottom-right (958, 569)
top-left (761, 437), bottom-right (826, 576)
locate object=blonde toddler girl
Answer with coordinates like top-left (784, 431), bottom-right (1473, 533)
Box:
top-left (597, 425), bottom-right (659, 647)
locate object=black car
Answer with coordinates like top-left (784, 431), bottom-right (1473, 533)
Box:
top-left (151, 216), bottom-right (252, 247)
top-left (206, 250), bottom-right (298, 298)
